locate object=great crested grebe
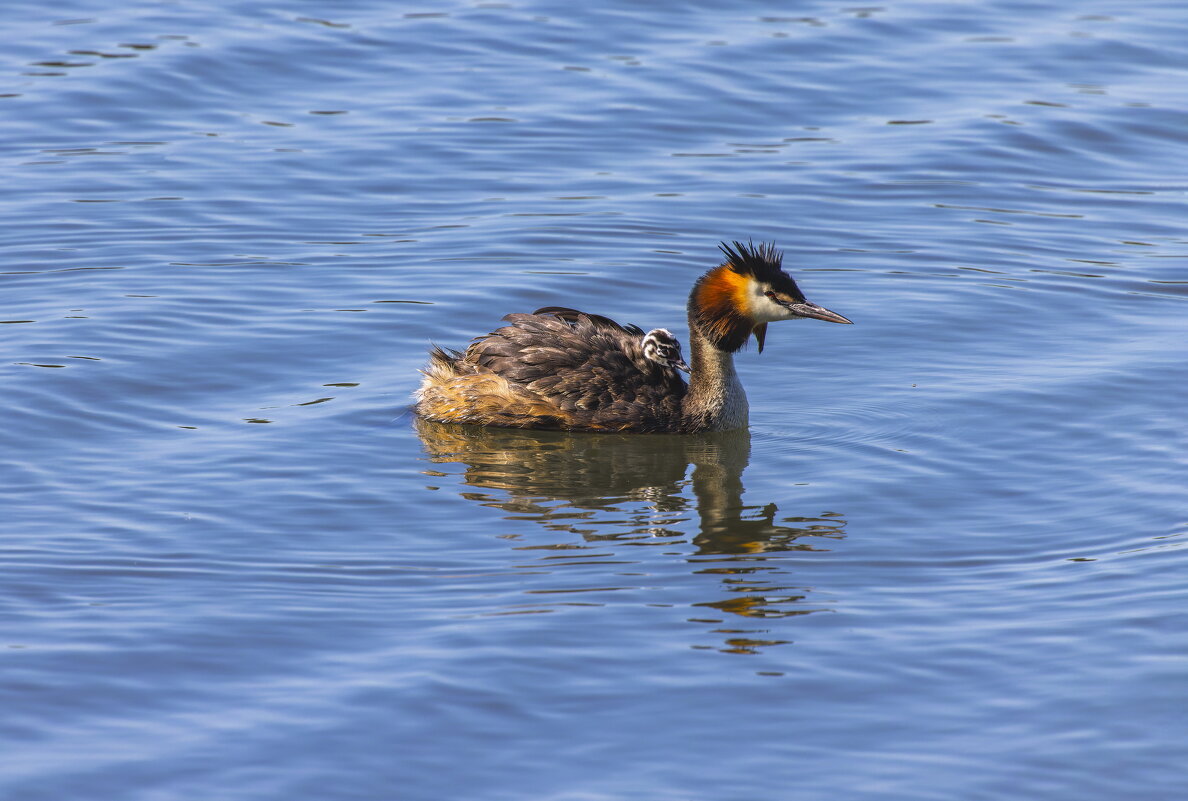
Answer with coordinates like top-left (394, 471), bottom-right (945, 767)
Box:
top-left (414, 241), bottom-right (852, 433)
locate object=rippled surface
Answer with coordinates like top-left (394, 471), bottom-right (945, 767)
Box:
top-left (3, 1), bottom-right (1186, 799)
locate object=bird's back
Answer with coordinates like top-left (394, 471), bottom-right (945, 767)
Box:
top-left (415, 307), bottom-right (688, 432)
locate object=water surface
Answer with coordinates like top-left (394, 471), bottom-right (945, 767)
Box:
top-left (2, 1), bottom-right (1186, 799)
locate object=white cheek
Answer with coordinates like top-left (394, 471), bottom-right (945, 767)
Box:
top-left (751, 293), bottom-right (797, 323)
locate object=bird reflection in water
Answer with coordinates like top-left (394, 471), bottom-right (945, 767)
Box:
top-left (415, 419), bottom-right (846, 654)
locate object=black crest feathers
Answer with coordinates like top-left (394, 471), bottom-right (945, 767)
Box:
top-left (718, 239), bottom-right (806, 301)
top-left (718, 240), bottom-right (784, 281)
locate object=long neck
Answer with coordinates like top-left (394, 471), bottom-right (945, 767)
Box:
top-left (681, 322), bottom-right (749, 433)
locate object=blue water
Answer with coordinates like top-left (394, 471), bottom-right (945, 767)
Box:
top-left (3, 1), bottom-right (1186, 799)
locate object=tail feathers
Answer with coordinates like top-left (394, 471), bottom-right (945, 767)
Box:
top-left (424, 344), bottom-right (465, 375)
top-left (415, 345), bottom-right (467, 405)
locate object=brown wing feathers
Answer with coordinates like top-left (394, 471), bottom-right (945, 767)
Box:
top-left (416, 307), bottom-right (686, 431)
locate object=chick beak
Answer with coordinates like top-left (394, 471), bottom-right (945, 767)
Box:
top-left (788, 302), bottom-right (853, 325)
top-left (673, 357), bottom-right (691, 374)
top-left (753, 322), bottom-right (767, 353)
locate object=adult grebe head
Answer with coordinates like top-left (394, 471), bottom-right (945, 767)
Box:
top-left (689, 240), bottom-right (852, 353)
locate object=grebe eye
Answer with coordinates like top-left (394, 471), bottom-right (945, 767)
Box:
top-left (764, 290), bottom-right (776, 299)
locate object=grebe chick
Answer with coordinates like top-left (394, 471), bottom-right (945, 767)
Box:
top-left (641, 328), bottom-right (690, 373)
top-left (414, 240), bottom-right (852, 433)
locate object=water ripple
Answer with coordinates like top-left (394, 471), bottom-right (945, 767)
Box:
top-left (3, 1), bottom-right (1186, 800)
